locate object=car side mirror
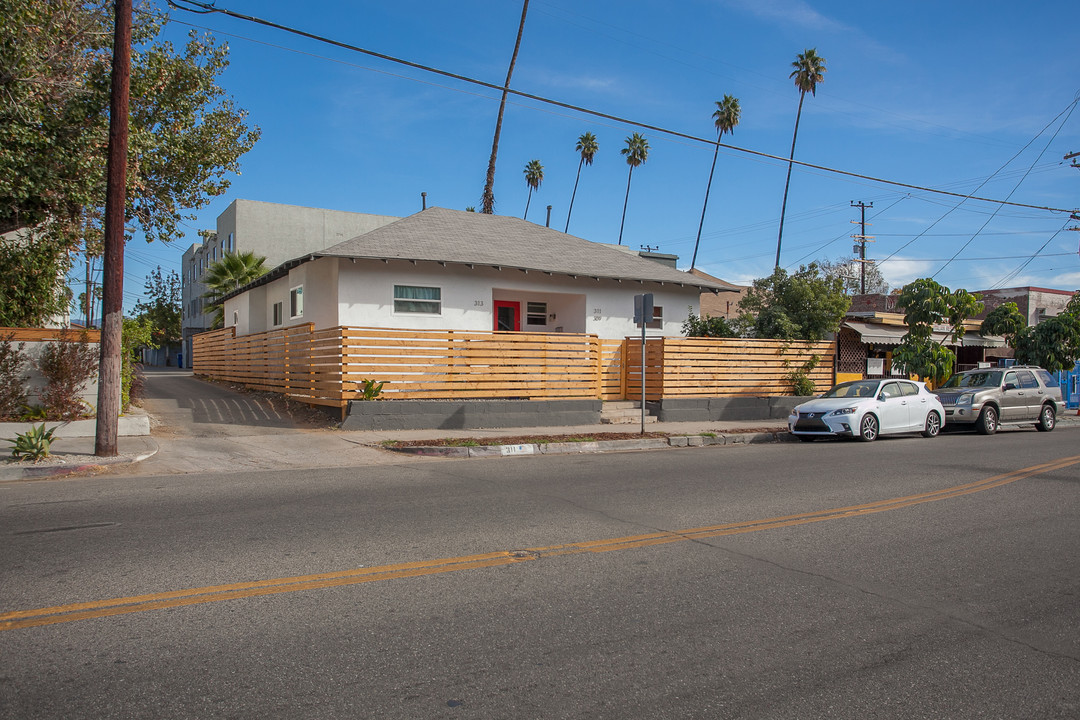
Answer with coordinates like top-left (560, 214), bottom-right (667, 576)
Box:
top-left (1004, 382), bottom-right (1017, 391)
top-left (878, 393), bottom-right (887, 402)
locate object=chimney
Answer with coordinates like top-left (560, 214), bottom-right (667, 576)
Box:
top-left (545, 205), bottom-right (552, 227)
top-left (421, 192), bottom-right (427, 210)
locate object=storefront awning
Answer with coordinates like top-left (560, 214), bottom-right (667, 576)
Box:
top-left (842, 321), bottom-right (1006, 348)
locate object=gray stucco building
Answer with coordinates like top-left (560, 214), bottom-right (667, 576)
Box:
top-left (180, 200), bottom-right (398, 367)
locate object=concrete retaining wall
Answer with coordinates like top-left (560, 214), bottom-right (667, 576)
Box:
top-left (646, 396), bottom-right (812, 422)
top-left (341, 399), bottom-right (603, 431)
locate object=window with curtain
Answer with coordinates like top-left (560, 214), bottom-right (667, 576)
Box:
top-left (394, 285), bottom-right (441, 314)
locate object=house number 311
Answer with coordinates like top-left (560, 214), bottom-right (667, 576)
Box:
top-left (593, 307), bottom-right (602, 321)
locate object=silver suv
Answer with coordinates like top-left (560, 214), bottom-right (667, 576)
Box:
top-left (933, 366), bottom-right (1065, 435)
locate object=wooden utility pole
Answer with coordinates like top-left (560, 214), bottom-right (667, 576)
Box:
top-left (850, 200), bottom-right (873, 294)
top-left (95, 0), bottom-right (131, 457)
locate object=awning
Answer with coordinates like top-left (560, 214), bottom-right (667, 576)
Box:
top-left (842, 321), bottom-right (1006, 348)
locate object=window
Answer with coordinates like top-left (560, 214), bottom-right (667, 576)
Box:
top-left (232, 310), bottom-right (238, 326)
top-left (394, 285), bottom-right (441, 314)
top-left (1017, 370), bottom-right (1038, 389)
top-left (880, 382), bottom-right (901, 399)
top-left (290, 286), bottom-right (304, 318)
top-left (273, 301), bottom-right (283, 327)
top-left (228, 232), bottom-right (235, 253)
top-left (647, 305), bottom-right (663, 330)
top-left (526, 302), bottom-right (547, 326)
top-left (1037, 370), bottom-right (1059, 388)
top-left (898, 382), bottom-right (919, 396)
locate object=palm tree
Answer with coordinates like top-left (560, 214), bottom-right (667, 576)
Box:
top-left (564, 131), bottom-right (598, 233)
top-left (522, 159), bottom-right (544, 219)
top-left (617, 132), bottom-right (650, 245)
top-left (201, 250), bottom-right (268, 328)
top-left (481, 0), bottom-right (531, 214)
top-left (775, 48), bottom-right (826, 268)
top-left (691, 95), bottom-right (741, 270)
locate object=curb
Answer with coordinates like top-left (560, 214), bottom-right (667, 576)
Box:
top-left (0, 439), bottom-right (160, 482)
top-left (383, 430), bottom-right (794, 458)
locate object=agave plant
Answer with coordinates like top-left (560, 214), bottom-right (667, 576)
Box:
top-left (7, 423), bottom-right (57, 462)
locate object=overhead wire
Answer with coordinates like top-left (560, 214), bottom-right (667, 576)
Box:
top-left (165, 0), bottom-right (1075, 216)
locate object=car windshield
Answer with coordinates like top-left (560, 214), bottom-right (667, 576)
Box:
top-left (822, 381), bottom-right (879, 399)
top-left (940, 371), bottom-right (1002, 389)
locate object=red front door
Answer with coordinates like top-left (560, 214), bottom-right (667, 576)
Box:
top-left (494, 301), bottom-right (520, 331)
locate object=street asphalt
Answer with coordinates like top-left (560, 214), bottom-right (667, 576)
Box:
top-left (2, 366), bottom-right (1077, 481)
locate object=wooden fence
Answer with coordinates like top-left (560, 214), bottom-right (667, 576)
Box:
top-left (0, 327), bottom-right (101, 343)
top-left (193, 325), bottom-right (836, 411)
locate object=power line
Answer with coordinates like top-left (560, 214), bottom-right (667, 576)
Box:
top-left (165, 0), bottom-right (1076, 216)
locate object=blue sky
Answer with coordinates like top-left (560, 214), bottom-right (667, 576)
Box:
top-left (118, 0), bottom-right (1080, 311)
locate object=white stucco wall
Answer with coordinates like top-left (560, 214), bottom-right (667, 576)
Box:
top-left (226, 258), bottom-right (703, 339)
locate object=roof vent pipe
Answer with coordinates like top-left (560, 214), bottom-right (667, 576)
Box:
top-left (545, 205), bottom-right (552, 227)
top-left (421, 192), bottom-right (427, 210)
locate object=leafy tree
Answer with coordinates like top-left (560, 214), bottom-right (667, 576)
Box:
top-left (121, 316), bottom-right (156, 411)
top-left (691, 95), bottom-right (740, 270)
top-left (0, 333), bottom-right (28, 418)
top-left (617, 132), bottom-right (650, 246)
top-left (819, 257), bottom-right (889, 295)
top-left (522, 159), bottom-right (544, 220)
top-left (775, 48), bottom-right (826, 268)
top-left (892, 278), bottom-right (983, 385)
top-left (737, 263), bottom-right (849, 342)
top-left (564, 132), bottom-right (598, 233)
top-left (1013, 315), bottom-right (1080, 372)
top-left (1007, 291), bottom-right (1080, 372)
top-left (134, 266), bottom-right (182, 347)
top-left (0, 230), bottom-right (71, 327)
top-left (980, 301), bottom-right (1026, 346)
top-left (683, 311), bottom-right (736, 338)
top-left (201, 251), bottom-right (268, 328)
top-left (0, 2), bottom-right (260, 248)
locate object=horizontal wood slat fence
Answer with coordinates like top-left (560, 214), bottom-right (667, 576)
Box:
top-left (0, 327), bottom-right (101, 343)
top-left (193, 326), bottom-right (835, 411)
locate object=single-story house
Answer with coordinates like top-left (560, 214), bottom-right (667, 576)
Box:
top-left (221, 207), bottom-right (730, 338)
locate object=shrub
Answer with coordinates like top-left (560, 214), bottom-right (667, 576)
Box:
top-left (37, 335), bottom-right (99, 421)
top-left (0, 333), bottom-right (29, 419)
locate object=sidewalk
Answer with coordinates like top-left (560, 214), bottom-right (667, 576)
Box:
top-left (3, 366), bottom-right (1077, 480)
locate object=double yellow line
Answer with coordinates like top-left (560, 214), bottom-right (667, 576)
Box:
top-left (4, 455), bottom-right (1078, 633)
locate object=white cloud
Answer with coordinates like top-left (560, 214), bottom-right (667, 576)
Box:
top-left (876, 257), bottom-right (934, 288)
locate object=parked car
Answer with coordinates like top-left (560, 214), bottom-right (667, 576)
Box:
top-left (932, 366), bottom-right (1065, 435)
top-left (788, 379), bottom-right (945, 442)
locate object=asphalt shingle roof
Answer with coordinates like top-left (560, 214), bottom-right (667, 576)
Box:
top-left (315, 207), bottom-right (729, 291)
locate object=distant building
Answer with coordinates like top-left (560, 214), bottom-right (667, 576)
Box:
top-left (691, 268), bottom-right (747, 319)
top-left (180, 200), bottom-right (398, 367)
top-left (973, 286), bottom-right (1076, 326)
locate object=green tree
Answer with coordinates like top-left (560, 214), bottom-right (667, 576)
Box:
top-left (682, 311), bottom-right (735, 338)
top-left (691, 95), bottom-right (741, 270)
top-left (133, 266), bottom-right (182, 347)
top-left (737, 263), bottom-right (850, 341)
top-left (892, 278), bottom-right (983, 385)
top-left (201, 251), bottom-right (268, 329)
top-left (0, 230), bottom-right (71, 327)
top-left (1013, 315), bottom-right (1080, 372)
top-left (980, 301), bottom-right (1027, 346)
top-left (564, 131), bottom-right (598, 234)
top-left (617, 132), bottom-right (650, 246)
top-left (819, 257), bottom-right (889, 295)
top-left (0, 2), bottom-right (260, 247)
top-left (522, 159), bottom-right (544, 220)
top-left (775, 48), bottom-right (826, 268)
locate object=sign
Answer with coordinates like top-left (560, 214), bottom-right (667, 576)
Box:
top-left (634, 293), bottom-right (654, 325)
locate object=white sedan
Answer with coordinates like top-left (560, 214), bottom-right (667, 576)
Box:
top-left (788, 379), bottom-right (945, 442)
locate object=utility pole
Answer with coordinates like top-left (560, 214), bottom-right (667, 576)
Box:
top-left (1067, 153), bottom-right (1079, 241)
top-left (95, 0), bottom-right (131, 457)
top-left (850, 200), bottom-right (873, 294)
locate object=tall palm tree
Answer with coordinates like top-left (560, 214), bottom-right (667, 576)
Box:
top-left (775, 48), bottom-right (826, 268)
top-left (617, 132), bottom-right (650, 245)
top-left (201, 250), bottom-right (268, 328)
top-left (564, 131), bottom-right (598, 233)
top-left (691, 95), bottom-right (740, 270)
top-left (522, 159), bottom-right (544, 219)
top-left (481, 0), bottom-right (531, 214)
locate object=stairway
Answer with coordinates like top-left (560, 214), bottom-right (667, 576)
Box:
top-left (600, 401), bottom-right (657, 425)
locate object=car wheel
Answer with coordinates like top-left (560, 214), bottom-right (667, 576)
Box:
top-left (921, 411), bottom-right (941, 438)
top-left (858, 414), bottom-right (879, 442)
top-left (1035, 404), bottom-right (1056, 432)
top-left (975, 406), bottom-right (998, 435)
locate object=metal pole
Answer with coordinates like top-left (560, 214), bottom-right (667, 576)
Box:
top-left (640, 320), bottom-right (646, 435)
